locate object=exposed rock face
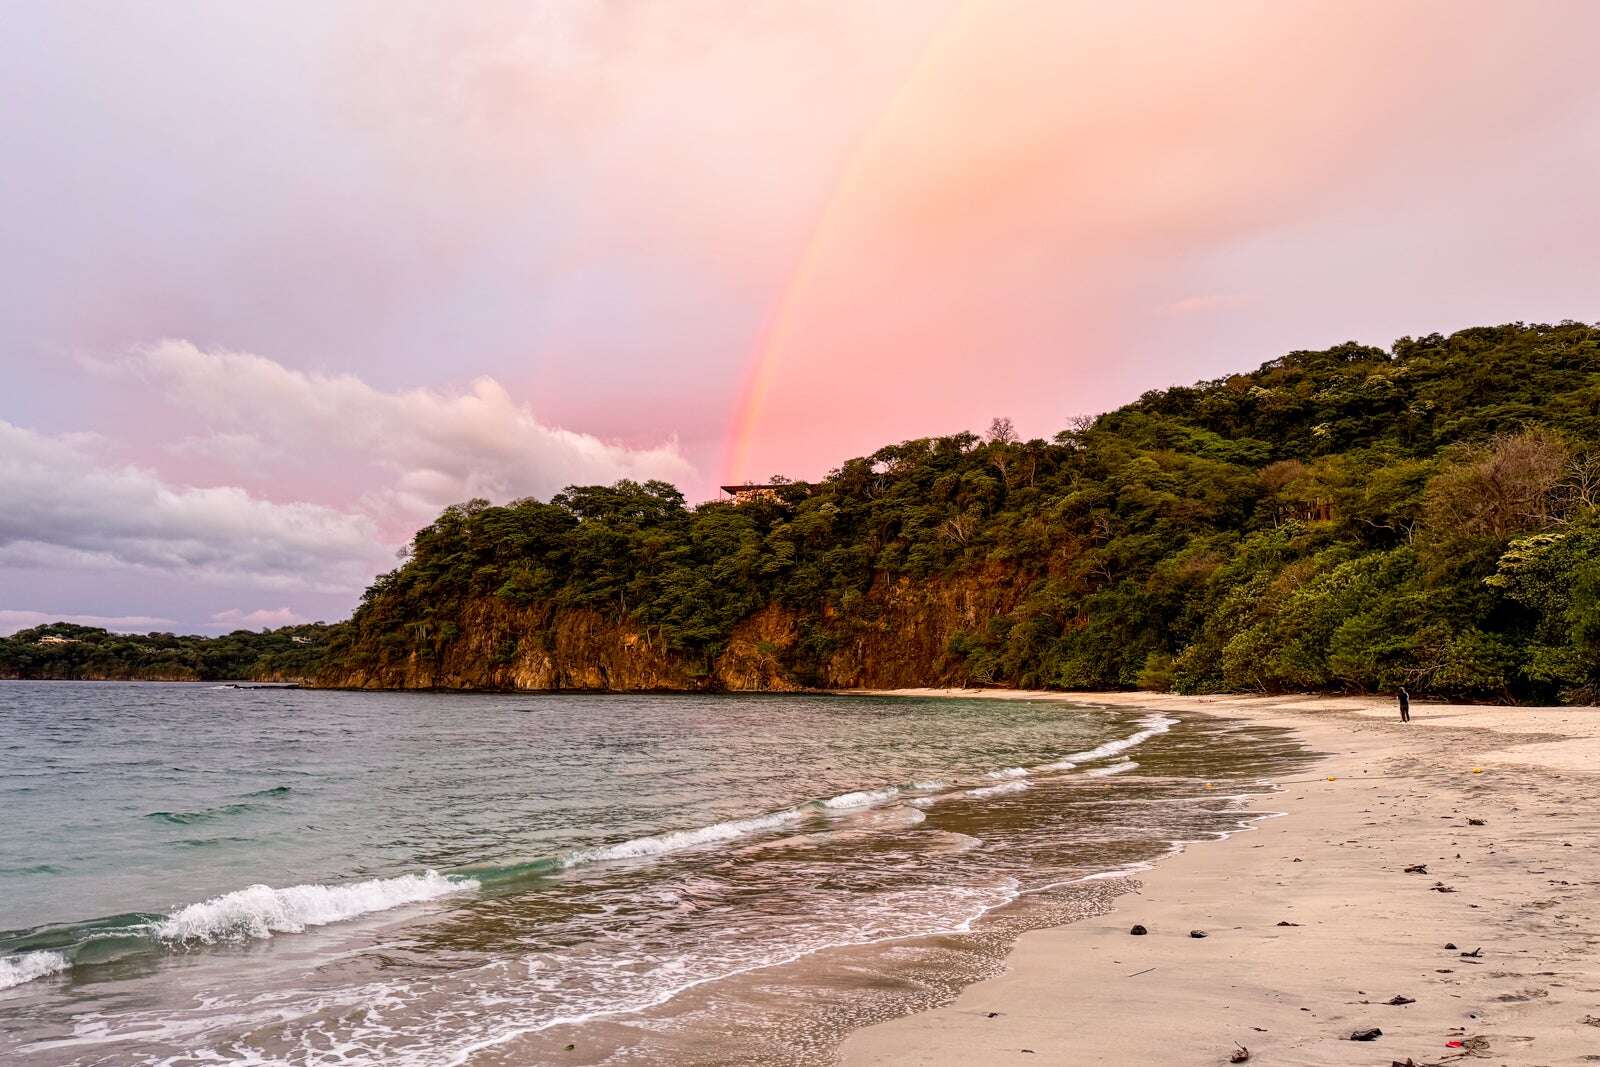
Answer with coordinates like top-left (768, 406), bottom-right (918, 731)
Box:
top-left (815, 571), bottom-right (1027, 689)
top-left (314, 569), bottom-right (1030, 692)
top-left (317, 601), bottom-right (697, 691)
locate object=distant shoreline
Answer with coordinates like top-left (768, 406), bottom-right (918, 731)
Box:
top-left (0, 674), bottom-right (1555, 711)
top-left (839, 690), bottom-right (1600, 1065)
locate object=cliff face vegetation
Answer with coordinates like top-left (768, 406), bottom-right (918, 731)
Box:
top-left (316, 571), bottom-right (1032, 692)
top-left (16, 324), bottom-right (1599, 699)
top-left (321, 321), bottom-right (1600, 702)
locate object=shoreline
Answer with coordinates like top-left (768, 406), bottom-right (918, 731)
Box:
top-left (837, 689), bottom-right (1600, 1066)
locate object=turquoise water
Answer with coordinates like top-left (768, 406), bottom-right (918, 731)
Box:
top-left (0, 683), bottom-right (1307, 1065)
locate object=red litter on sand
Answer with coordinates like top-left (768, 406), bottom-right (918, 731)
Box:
top-left (1446, 1041), bottom-right (1463, 1048)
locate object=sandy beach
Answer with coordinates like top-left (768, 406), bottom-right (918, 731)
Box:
top-left (840, 691), bottom-right (1600, 1066)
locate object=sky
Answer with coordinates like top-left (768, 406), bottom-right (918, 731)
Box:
top-left (2, 0), bottom-right (1599, 635)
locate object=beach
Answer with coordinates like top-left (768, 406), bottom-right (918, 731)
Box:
top-left (2, 685), bottom-right (1300, 1065)
top-left (6, 684), bottom-right (1597, 1065)
top-left (841, 691), bottom-right (1600, 1066)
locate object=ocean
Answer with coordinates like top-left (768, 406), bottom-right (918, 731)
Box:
top-left (0, 682), bottom-right (1310, 1065)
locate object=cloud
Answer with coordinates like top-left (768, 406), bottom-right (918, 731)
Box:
top-left (0, 609), bottom-right (177, 637)
top-left (211, 606), bottom-right (306, 630)
top-left (167, 431), bottom-right (278, 466)
top-left (0, 420), bottom-right (390, 592)
top-left (114, 340), bottom-right (695, 530)
top-left (2, 344), bottom-right (700, 622)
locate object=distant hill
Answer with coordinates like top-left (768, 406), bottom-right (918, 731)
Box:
top-left (314, 320), bottom-right (1600, 702)
top-left (0, 621), bottom-right (334, 682)
top-left (20, 321), bottom-right (1600, 702)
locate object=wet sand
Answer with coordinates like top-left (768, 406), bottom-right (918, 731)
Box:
top-left (841, 691), bottom-right (1600, 1066)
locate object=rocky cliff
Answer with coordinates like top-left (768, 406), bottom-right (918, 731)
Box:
top-left (314, 569), bottom-right (1030, 692)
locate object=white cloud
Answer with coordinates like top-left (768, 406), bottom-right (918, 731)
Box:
top-left (0, 420), bottom-right (390, 593)
top-left (0, 609), bottom-right (177, 637)
top-left (1, 344), bottom-right (698, 617)
top-left (116, 340), bottom-right (695, 525)
top-left (211, 606), bottom-right (306, 630)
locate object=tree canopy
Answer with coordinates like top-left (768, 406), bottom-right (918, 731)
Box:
top-left (15, 321), bottom-right (1600, 701)
top-left (325, 320), bottom-right (1600, 702)
top-left (0, 622), bottom-right (334, 682)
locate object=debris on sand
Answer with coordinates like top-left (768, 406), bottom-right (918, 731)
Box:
top-left (1404, 864), bottom-right (1429, 874)
top-left (1387, 994), bottom-right (1416, 1005)
top-left (1444, 942), bottom-right (1457, 950)
top-left (1190, 929), bottom-right (1209, 939)
top-left (1349, 1027), bottom-right (1383, 1041)
top-left (1466, 818), bottom-right (1486, 826)
top-left (1229, 1043), bottom-right (1251, 1062)
top-left (1459, 947), bottom-right (1483, 958)
top-left (1430, 882), bottom-right (1457, 893)
top-left (1276, 920), bottom-right (1302, 927)
top-left (1129, 924), bottom-right (1148, 935)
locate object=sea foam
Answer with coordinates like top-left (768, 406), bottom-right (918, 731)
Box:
top-left (0, 950), bottom-right (69, 990)
top-left (564, 809), bottom-right (806, 866)
top-left (820, 786), bottom-right (901, 809)
top-left (154, 870), bottom-right (474, 944)
top-left (1041, 714), bottom-right (1176, 770)
top-left (967, 779), bottom-right (1030, 799)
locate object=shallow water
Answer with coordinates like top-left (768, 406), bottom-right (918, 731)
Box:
top-left (0, 683), bottom-right (1311, 1065)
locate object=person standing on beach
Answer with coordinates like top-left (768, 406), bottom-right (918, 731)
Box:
top-left (1398, 686), bottom-right (1411, 723)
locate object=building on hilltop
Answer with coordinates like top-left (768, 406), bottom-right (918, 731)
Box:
top-left (719, 482), bottom-right (792, 505)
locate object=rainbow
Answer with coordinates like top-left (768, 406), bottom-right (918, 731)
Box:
top-left (720, 1), bottom-right (983, 484)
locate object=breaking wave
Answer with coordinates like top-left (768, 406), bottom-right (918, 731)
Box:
top-left (820, 786), bottom-right (901, 809)
top-left (1038, 714), bottom-right (1175, 770)
top-left (967, 779), bottom-right (1030, 799)
top-left (0, 951), bottom-right (68, 991)
top-left (563, 809), bottom-right (807, 866)
top-left (154, 871), bottom-right (474, 944)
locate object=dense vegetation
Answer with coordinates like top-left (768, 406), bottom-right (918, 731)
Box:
top-left (12, 323), bottom-right (1599, 700)
top-left (327, 321), bottom-right (1600, 702)
top-left (0, 622), bottom-right (334, 682)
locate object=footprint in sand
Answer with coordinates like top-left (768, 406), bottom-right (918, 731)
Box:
top-left (1495, 988), bottom-right (1549, 1002)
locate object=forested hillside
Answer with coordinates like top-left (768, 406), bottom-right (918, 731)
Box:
top-left (316, 321), bottom-right (1600, 702)
top-left (0, 622), bottom-right (334, 682)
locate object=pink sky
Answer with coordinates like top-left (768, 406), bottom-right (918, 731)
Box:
top-left (2, 0), bottom-right (1598, 631)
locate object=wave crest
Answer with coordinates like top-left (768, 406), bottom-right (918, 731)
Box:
top-left (0, 950), bottom-right (69, 990)
top-left (1049, 714), bottom-right (1176, 767)
top-left (564, 810), bottom-right (805, 867)
top-left (967, 780), bottom-right (1030, 799)
top-left (154, 870), bottom-right (473, 944)
top-left (820, 787), bottom-right (900, 809)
